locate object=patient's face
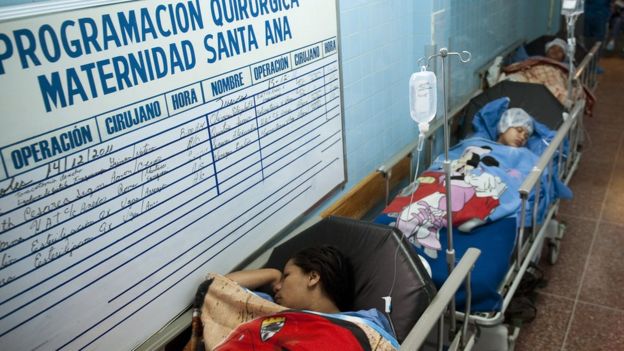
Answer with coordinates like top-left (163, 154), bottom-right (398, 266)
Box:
top-left (274, 260), bottom-right (313, 309)
top-left (546, 46), bottom-right (565, 62)
top-left (498, 126), bottom-right (529, 147)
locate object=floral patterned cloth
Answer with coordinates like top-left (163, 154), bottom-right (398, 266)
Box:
top-left (200, 273), bottom-right (397, 350)
top-left (501, 57), bottom-right (595, 115)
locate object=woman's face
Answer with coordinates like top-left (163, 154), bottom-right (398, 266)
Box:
top-left (273, 260), bottom-right (314, 309)
top-left (498, 126), bottom-right (530, 147)
top-left (546, 45), bottom-right (565, 62)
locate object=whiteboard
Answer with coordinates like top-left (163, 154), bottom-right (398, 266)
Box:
top-left (0, 0), bottom-right (345, 349)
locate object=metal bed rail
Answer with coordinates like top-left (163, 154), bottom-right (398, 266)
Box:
top-left (575, 42), bottom-right (601, 93)
top-left (456, 98), bottom-right (584, 327)
top-left (401, 248), bottom-right (481, 351)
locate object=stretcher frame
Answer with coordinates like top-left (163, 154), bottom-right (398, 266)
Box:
top-left (412, 46), bottom-right (596, 350)
top-left (322, 42), bottom-right (599, 350)
top-left (169, 41), bottom-right (602, 351)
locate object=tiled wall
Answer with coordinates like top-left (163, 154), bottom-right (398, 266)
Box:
top-left (443, 0), bottom-right (562, 106)
top-left (337, 0), bottom-right (433, 188)
top-left (325, 0), bottom-right (562, 212)
top-left (335, 0), bottom-right (561, 193)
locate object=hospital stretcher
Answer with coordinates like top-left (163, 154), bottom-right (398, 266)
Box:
top-left (186, 216), bottom-right (481, 350)
top-left (377, 98), bottom-right (583, 350)
top-left (319, 44), bottom-right (597, 351)
top-left (185, 40), bottom-right (599, 351)
top-left (377, 50), bottom-right (595, 349)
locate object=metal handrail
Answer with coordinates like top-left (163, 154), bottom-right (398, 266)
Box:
top-left (575, 42), bottom-right (601, 81)
top-left (400, 248), bottom-right (481, 350)
top-left (519, 101), bottom-right (584, 196)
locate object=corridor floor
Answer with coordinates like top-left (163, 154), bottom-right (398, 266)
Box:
top-left (516, 56), bottom-right (624, 350)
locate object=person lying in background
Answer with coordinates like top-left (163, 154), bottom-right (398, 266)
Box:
top-left (605, 0), bottom-right (624, 51)
top-left (544, 38), bottom-right (568, 63)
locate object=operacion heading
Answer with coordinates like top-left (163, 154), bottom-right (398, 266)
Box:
top-left (0, 0), bottom-right (301, 112)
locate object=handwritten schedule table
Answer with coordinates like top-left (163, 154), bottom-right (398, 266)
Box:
top-left (0, 37), bottom-right (344, 350)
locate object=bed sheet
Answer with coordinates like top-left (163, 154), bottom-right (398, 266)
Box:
top-left (373, 136), bottom-right (562, 312)
top-left (389, 136), bottom-right (550, 250)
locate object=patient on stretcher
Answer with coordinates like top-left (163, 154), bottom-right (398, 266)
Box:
top-left (226, 245), bottom-right (353, 314)
top-left (544, 38), bottom-right (567, 63)
top-left (384, 106), bottom-right (563, 258)
top-left (496, 108), bottom-right (533, 147)
top-left (202, 246), bottom-right (398, 350)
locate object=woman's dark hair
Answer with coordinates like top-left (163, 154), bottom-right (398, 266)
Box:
top-left (290, 246), bottom-right (355, 311)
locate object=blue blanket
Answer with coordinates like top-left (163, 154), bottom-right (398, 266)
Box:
top-left (471, 97), bottom-right (573, 218)
top-left (382, 136), bottom-right (560, 258)
top-left (375, 214), bottom-right (516, 312)
top-left (377, 137), bottom-right (538, 311)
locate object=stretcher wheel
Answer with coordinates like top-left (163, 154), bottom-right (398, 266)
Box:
top-left (548, 241), bottom-right (560, 265)
top-left (547, 223), bottom-right (566, 265)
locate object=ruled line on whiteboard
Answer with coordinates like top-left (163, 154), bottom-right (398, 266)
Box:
top-left (0, 114), bottom-right (208, 208)
top-left (108, 157), bottom-right (324, 303)
top-left (0, 59), bottom-right (336, 200)
top-left (78, 157), bottom-right (341, 351)
top-left (322, 138), bottom-right (342, 153)
top-left (0, 123), bottom-right (340, 335)
top-left (0, 129), bottom-right (213, 240)
top-left (0, 158), bottom-right (216, 272)
top-left (0, 84), bottom-right (336, 263)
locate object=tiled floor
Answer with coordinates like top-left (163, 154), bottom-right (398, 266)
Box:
top-left (516, 57), bottom-right (624, 350)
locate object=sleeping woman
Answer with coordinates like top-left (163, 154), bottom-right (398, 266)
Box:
top-left (202, 246), bottom-right (398, 350)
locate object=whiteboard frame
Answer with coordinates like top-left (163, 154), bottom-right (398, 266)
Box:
top-left (0, 0), bottom-right (136, 21)
top-left (0, 0), bottom-right (348, 349)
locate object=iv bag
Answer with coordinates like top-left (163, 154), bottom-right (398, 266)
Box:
top-left (409, 70), bottom-right (437, 132)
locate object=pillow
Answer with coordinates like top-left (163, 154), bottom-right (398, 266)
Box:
top-left (471, 97), bottom-right (510, 141)
top-left (471, 97), bottom-right (561, 157)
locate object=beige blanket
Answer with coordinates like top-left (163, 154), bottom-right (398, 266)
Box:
top-left (200, 273), bottom-right (397, 350)
top-left (501, 57), bottom-right (595, 115)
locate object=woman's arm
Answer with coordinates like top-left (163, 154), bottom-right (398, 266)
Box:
top-left (225, 268), bottom-right (282, 290)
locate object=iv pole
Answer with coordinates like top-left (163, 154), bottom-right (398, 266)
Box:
top-left (418, 48), bottom-right (471, 337)
top-left (565, 13), bottom-right (580, 109)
